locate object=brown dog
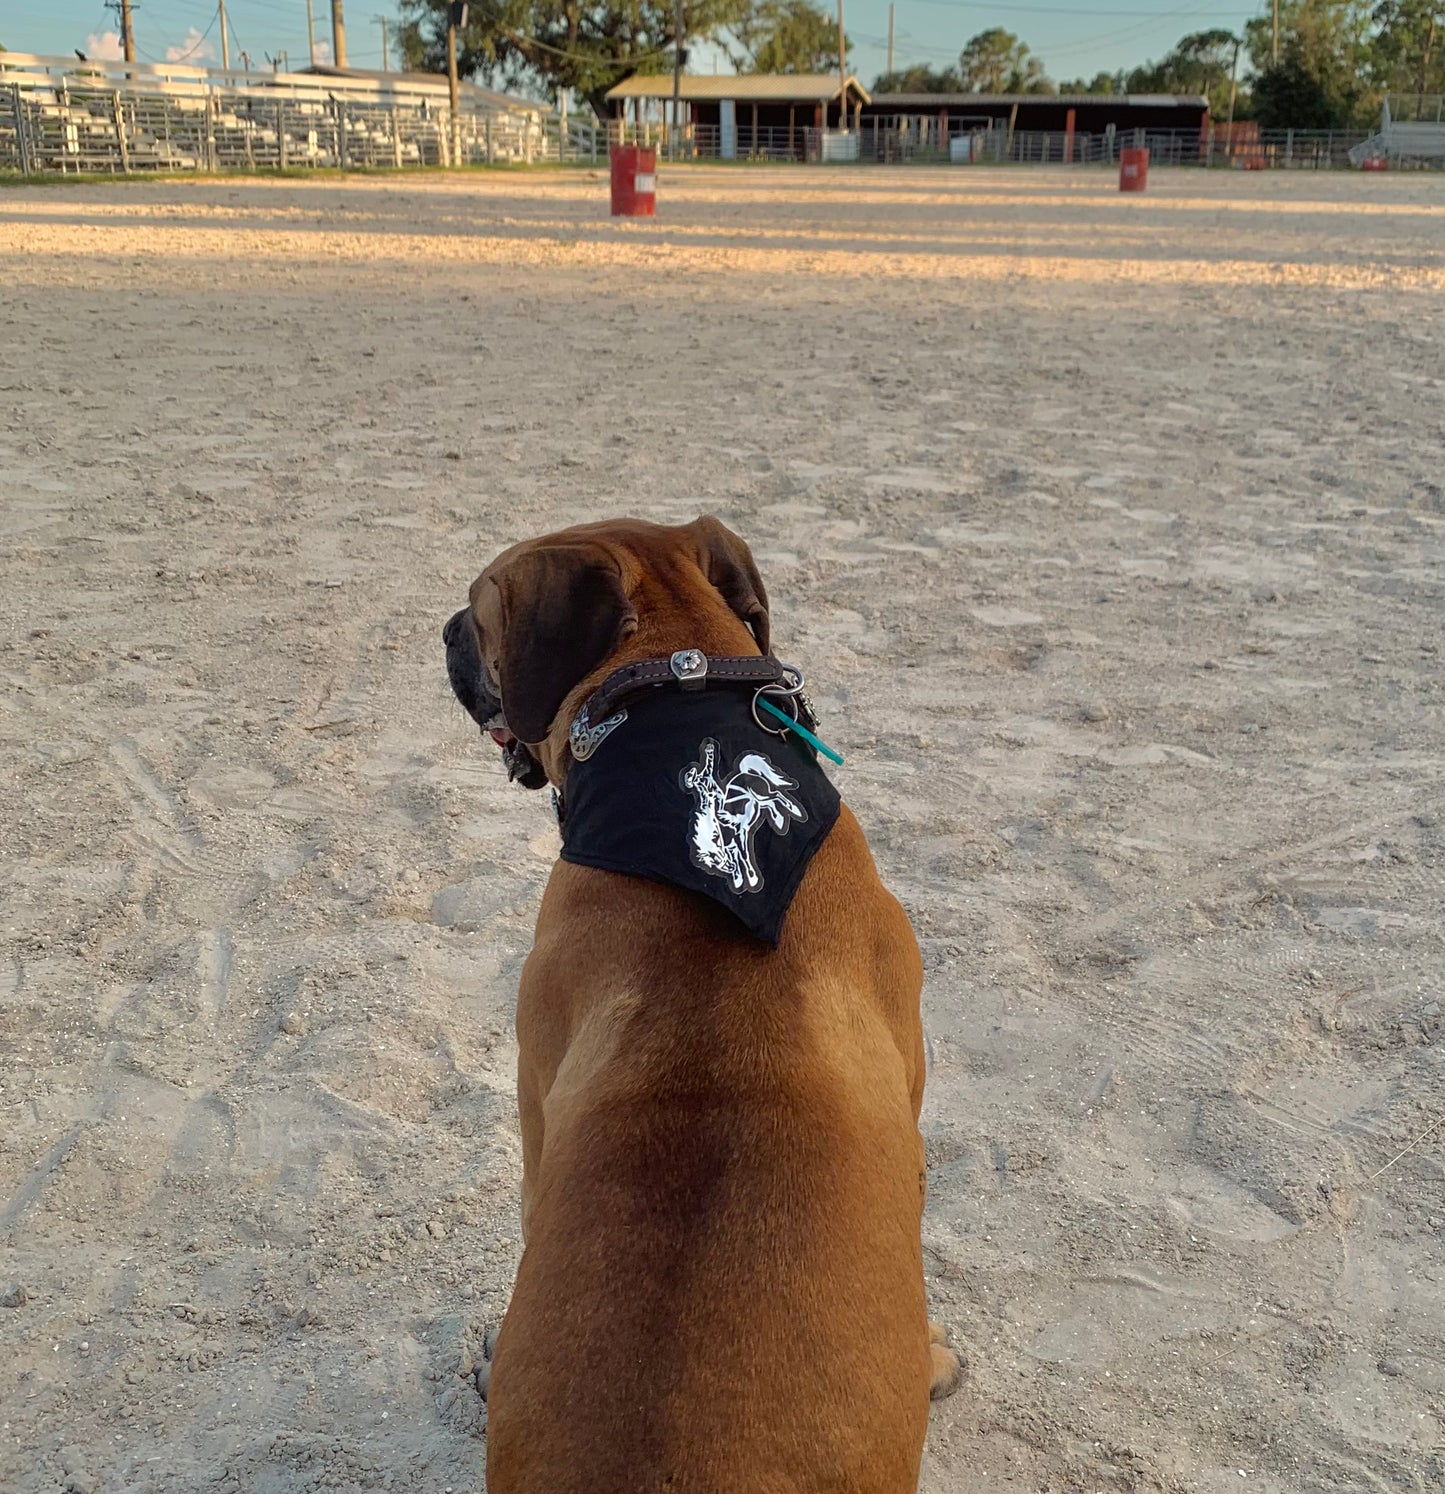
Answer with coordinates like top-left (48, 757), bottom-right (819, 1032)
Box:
top-left (443, 516), bottom-right (959, 1493)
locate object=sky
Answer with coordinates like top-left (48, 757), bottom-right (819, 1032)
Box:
top-left (6, 1), bottom-right (1267, 92)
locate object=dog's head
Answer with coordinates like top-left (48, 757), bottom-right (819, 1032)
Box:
top-left (443, 516), bottom-right (769, 790)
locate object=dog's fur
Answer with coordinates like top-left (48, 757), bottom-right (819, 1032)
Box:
top-left (444, 517), bottom-right (959, 1494)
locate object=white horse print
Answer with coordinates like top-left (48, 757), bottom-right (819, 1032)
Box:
top-left (680, 738), bottom-right (807, 893)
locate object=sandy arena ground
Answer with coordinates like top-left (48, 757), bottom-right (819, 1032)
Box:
top-left (0, 164), bottom-right (1441, 1493)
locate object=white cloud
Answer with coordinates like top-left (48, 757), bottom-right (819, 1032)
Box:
top-left (165, 27), bottom-right (216, 63)
top-left (313, 40), bottom-right (333, 65)
top-left (84, 31), bottom-right (125, 61)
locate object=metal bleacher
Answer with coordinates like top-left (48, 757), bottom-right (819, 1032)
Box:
top-left (0, 53), bottom-right (596, 175)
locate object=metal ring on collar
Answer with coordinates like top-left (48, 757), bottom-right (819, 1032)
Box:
top-left (751, 664), bottom-right (807, 736)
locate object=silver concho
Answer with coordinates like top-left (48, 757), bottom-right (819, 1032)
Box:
top-left (670, 649), bottom-right (708, 690)
top-left (569, 705), bottom-right (628, 762)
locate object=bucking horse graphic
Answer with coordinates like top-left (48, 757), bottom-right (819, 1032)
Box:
top-left (680, 738), bottom-right (807, 893)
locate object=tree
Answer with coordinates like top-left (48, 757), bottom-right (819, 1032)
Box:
top-left (1244, 0), bottom-right (1377, 125)
top-left (873, 64), bottom-right (962, 92)
top-left (726, 0), bottom-right (845, 74)
top-left (1250, 54), bottom-right (1344, 121)
top-left (1056, 70), bottom-right (1127, 94)
top-left (1370, 0), bottom-right (1445, 97)
top-left (958, 28), bottom-right (1052, 93)
top-left (398, 0), bottom-right (748, 114)
top-left (1125, 29), bottom-right (1242, 116)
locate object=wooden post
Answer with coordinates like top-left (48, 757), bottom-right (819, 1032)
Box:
top-left (789, 104), bottom-right (795, 158)
top-left (670, 0), bottom-right (683, 162)
top-left (331, 0), bottom-right (348, 68)
top-left (1006, 101), bottom-right (1018, 158)
top-left (836, 0), bottom-right (846, 133)
top-left (446, 18), bottom-right (461, 165)
top-left (751, 101), bottom-right (758, 156)
top-left (277, 101), bottom-right (288, 168)
top-left (112, 91), bottom-right (131, 173)
top-left (1063, 106), bottom-right (1075, 163)
top-left (1225, 35), bottom-right (1240, 157)
top-left (391, 105), bottom-right (401, 167)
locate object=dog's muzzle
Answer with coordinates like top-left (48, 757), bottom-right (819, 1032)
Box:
top-left (442, 608), bottom-right (548, 790)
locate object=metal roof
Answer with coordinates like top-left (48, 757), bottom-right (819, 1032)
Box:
top-left (606, 73), bottom-right (871, 104)
top-left (870, 91), bottom-right (1208, 109)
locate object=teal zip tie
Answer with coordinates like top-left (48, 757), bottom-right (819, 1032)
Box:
top-left (757, 696), bottom-right (845, 766)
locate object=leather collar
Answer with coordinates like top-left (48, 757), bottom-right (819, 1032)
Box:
top-left (569, 650), bottom-right (796, 764)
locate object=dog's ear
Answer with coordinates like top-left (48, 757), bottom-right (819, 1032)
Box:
top-left (488, 543), bottom-right (637, 746)
top-left (690, 515), bottom-right (770, 654)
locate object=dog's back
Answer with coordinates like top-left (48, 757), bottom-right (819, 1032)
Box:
top-left (485, 809), bottom-right (932, 1494)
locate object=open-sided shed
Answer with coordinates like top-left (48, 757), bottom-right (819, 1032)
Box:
top-left (605, 73), bottom-right (871, 159)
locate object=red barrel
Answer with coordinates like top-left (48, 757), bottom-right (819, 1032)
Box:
top-left (610, 145), bottom-right (657, 217)
top-left (1119, 147), bottom-right (1149, 192)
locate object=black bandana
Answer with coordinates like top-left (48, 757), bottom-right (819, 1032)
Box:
top-left (557, 689), bottom-right (841, 947)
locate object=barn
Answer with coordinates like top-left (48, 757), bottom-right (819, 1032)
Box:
top-left (861, 92), bottom-right (1211, 162)
top-left (604, 74), bottom-right (871, 160)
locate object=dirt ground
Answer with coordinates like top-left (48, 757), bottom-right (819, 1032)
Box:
top-left (0, 164), bottom-right (1441, 1494)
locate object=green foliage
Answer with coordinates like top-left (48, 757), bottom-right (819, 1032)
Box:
top-left (398, 0), bottom-right (748, 114)
top-left (1244, 0), bottom-right (1376, 125)
top-left (397, 0), bottom-right (1440, 127)
top-left (726, 0), bottom-right (846, 75)
top-left (1056, 71), bottom-right (1128, 95)
top-left (1370, 0), bottom-right (1444, 95)
top-left (957, 28), bottom-right (1053, 94)
top-left (1121, 29), bottom-right (1243, 117)
top-left (872, 65), bottom-right (961, 93)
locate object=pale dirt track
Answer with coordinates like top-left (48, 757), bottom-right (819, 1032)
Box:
top-left (0, 165), bottom-right (1441, 1493)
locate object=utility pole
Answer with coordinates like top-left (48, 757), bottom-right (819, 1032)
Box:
top-left (218, 0), bottom-right (230, 70)
top-left (671, 0), bottom-right (684, 160)
top-left (1225, 34), bottom-right (1240, 153)
top-left (306, 0), bottom-right (318, 67)
top-left (1272, 0), bottom-right (1279, 65)
top-left (331, 0), bottom-right (348, 68)
top-left (837, 0), bottom-right (846, 133)
top-left (119, 0), bottom-right (136, 64)
top-left (887, 3), bottom-right (894, 81)
top-left (375, 15), bottom-right (390, 72)
top-left (446, 3), bottom-right (463, 165)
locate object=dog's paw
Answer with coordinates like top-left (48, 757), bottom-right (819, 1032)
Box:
top-left (928, 1321), bottom-right (963, 1401)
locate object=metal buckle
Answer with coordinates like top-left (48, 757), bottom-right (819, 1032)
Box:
top-left (569, 704), bottom-right (628, 762)
top-left (752, 663), bottom-right (814, 737)
top-left (670, 649), bottom-right (708, 690)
